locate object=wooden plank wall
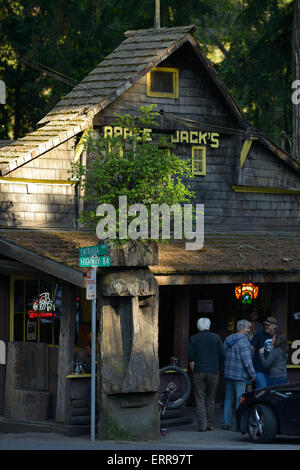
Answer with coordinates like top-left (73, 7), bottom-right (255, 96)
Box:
top-left (0, 274), bottom-right (10, 414)
top-left (0, 140), bottom-right (76, 228)
top-left (94, 43), bottom-right (300, 233)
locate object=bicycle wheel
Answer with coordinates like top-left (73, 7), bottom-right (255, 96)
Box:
top-left (158, 365), bottom-right (191, 410)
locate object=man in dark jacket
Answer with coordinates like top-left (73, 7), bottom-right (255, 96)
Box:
top-left (188, 317), bottom-right (225, 432)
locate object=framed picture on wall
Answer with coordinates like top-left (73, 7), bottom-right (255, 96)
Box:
top-left (198, 299), bottom-right (214, 313)
top-left (27, 321), bottom-right (37, 341)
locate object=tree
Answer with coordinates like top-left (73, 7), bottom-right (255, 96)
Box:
top-left (215, 0), bottom-right (294, 146)
top-left (70, 105), bottom-right (195, 242)
top-left (0, 0), bottom-right (294, 149)
top-left (0, 0), bottom-right (205, 140)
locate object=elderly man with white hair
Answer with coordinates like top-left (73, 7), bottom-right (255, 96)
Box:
top-left (188, 317), bottom-right (225, 432)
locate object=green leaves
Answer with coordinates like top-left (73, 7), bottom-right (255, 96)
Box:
top-left (70, 106), bottom-right (195, 237)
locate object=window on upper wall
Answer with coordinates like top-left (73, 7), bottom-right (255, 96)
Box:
top-left (191, 146), bottom-right (206, 176)
top-left (147, 67), bottom-right (179, 98)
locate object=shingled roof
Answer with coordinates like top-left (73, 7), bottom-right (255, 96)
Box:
top-left (0, 24), bottom-right (299, 177)
top-left (0, 229), bottom-right (299, 277)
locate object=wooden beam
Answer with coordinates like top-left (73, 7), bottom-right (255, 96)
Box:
top-left (240, 138), bottom-right (256, 168)
top-left (0, 275), bottom-right (9, 414)
top-left (155, 0), bottom-right (160, 29)
top-left (232, 185), bottom-right (300, 195)
top-left (173, 287), bottom-right (190, 369)
top-left (155, 271), bottom-right (300, 285)
top-left (0, 177), bottom-right (72, 185)
top-left (55, 281), bottom-right (76, 424)
top-left (73, 128), bottom-right (91, 163)
top-left (0, 238), bottom-right (85, 288)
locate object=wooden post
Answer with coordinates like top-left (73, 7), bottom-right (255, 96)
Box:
top-left (55, 281), bottom-right (76, 424)
top-left (293, 0), bottom-right (300, 161)
top-left (155, 0), bottom-right (160, 29)
top-left (270, 283), bottom-right (288, 333)
top-left (173, 287), bottom-right (191, 370)
top-left (0, 275), bottom-right (10, 414)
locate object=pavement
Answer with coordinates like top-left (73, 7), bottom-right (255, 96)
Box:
top-left (1, 407), bottom-right (300, 453)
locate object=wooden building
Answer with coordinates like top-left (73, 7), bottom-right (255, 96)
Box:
top-left (0, 25), bottom-right (300, 437)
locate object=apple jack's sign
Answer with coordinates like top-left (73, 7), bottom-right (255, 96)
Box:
top-left (28, 292), bottom-right (56, 319)
top-left (103, 126), bottom-right (220, 148)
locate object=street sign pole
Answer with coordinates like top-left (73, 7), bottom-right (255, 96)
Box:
top-left (91, 267), bottom-right (97, 443)
top-left (79, 244), bottom-right (109, 443)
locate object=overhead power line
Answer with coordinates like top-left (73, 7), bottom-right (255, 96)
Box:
top-left (0, 49), bottom-right (293, 142)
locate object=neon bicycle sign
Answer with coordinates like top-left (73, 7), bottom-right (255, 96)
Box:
top-left (28, 292), bottom-right (57, 319)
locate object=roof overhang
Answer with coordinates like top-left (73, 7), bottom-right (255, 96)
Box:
top-left (0, 237), bottom-right (85, 287)
top-left (0, 230), bottom-right (300, 287)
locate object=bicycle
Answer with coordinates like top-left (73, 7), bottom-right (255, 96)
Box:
top-left (158, 364), bottom-right (191, 435)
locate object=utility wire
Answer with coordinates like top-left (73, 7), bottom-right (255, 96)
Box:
top-left (1, 49), bottom-right (293, 142)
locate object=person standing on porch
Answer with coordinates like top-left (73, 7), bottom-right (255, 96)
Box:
top-left (259, 331), bottom-right (288, 386)
top-left (222, 319), bottom-right (256, 430)
top-left (188, 317), bottom-right (225, 432)
top-left (251, 316), bottom-right (278, 389)
top-left (247, 307), bottom-right (264, 341)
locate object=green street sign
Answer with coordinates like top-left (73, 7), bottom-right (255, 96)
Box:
top-left (79, 244), bottom-right (108, 257)
top-left (79, 255), bottom-right (111, 268)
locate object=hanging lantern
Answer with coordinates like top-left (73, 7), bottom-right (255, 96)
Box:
top-left (235, 283), bottom-right (259, 304)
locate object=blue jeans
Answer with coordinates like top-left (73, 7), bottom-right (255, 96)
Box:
top-left (267, 377), bottom-right (288, 386)
top-left (223, 379), bottom-right (247, 426)
top-left (255, 371), bottom-right (268, 389)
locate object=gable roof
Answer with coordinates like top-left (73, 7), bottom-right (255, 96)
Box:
top-left (0, 25), bottom-right (299, 177)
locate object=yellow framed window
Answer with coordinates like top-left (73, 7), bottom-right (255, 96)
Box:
top-left (192, 146), bottom-right (206, 175)
top-left (147, 67), bottom-right (179, 98)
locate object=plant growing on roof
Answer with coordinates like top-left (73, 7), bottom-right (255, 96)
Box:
top-left (70, 105), bottom-right (195, 242)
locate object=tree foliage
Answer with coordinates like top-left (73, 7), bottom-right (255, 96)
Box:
top-left (70, 105), bottom-right (194, 237)
top-left (216, 0), bottom-right (294, 144)
top-left (0, 0), bottom-right (296, 148)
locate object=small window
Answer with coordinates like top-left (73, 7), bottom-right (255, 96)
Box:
top-left (147, 67), bottom-right (179, 98)
top-left (192, 146), bottom-right (206, 175)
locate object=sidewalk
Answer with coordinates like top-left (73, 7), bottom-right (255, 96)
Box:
top-left (1, 406), bottom-right (300, 450)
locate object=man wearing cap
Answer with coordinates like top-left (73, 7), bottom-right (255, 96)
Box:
top-left (251, 316), bottom-right (278, 389)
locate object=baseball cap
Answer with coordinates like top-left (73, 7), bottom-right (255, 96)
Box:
top-left (263, 316), bottom-right (278, 326)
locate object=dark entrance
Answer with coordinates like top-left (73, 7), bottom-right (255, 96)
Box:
top-left (158, 283), bottom-right (271, 404)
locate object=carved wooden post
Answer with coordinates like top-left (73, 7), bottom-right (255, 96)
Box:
top-left (97, 240), bottom-right (160, 440)
top-left (55, 281), bottom-right (76, 424)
